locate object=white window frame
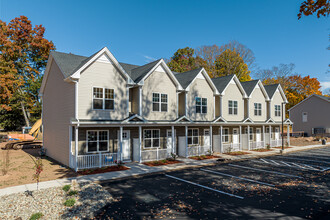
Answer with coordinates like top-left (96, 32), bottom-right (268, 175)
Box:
top-left (222, 128), bottom-right (229, 143)
top-left (143, 129), bottom-right (160, 148)
top-left (92, 87), bottom-right (115, 110)
top-left (228, 100), bottom-right (238, 115)
top-left (195, 97), bottom-right (207, 114)
top-left (152, 93), bottom-right (168, 112)
top-left (245, 127), bottom-right (253, 141)
top-left (188, 128), bottom-right (199, 146)
top-left (86, 130), bottom-right (109, 153)
top-left (302, 112), bottom-right (308, 122)
top-left (275, 105), bottom-right (281, 117)
top-left (254, 103), bottom-right (262, 116)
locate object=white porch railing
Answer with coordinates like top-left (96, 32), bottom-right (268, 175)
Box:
top-left (141, 148), bottom-right (169, 162)
top-left (187, 145), bottom-right (211, 157)
top-left (222, 143), bottom-right (240, 153)
top-left (250, 141), bottom-right (264, 150)
top-left (271, 139), bottom-right (282, 147)
top-left (73, 152), bottom-right (118, 170)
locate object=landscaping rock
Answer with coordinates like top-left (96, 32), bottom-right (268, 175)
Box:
top-left (0, 181), bottom-right (112, 219)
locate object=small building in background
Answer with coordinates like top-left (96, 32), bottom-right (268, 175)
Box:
top-left (289, 95), bottom-right (330, 137)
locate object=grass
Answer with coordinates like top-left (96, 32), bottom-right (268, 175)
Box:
top-left (29, 212), bottom-right (43, 220)
top-left (68, 190), bottom-right (78, 196)
top-left (64, 198), bottom-right (76, 207)
top-left (62, 184), bottom-right (71, 192)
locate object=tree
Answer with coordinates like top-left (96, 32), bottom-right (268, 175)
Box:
top-left (167, 47), bottom-right (208, 73)
top-left (195, 45), bottom-right (221, 77)
top-left (0, 16), bottom-right (55, 129)
top-left (298, 0), bottom-right (330, 19)
top-left (214, 49), bottom-right (251, 81)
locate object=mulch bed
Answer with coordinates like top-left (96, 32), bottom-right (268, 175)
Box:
top-left (143, 160), bottom-right (182, 167)
top-left (251, 148), bottom-right (274, 152)
top-left (224, 151), bottom-right (251, 156)
top-left (77, 165), bottom-right (130, 175)
top-left (189, 155), bottom-right (221, 160)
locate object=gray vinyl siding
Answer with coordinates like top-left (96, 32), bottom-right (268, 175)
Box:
top-left (249, 88), bottom-right (267, 122)
top-left (43, 61), bottom-right (75, 166)
top-left (78, 59), bottom-right (128, 120)
top-left (141, 70), bottom-right (177, 120)
top-left (222, 83), bottom-right (245, 121)
top-left (290, 96), bottom-right (330, 136)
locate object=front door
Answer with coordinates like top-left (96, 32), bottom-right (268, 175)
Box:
top-left (167, 130), bottom-right (176, 154)
top-left (203, 129), bottom-right (210, 147)
top-left (121, 130), bottom-right (131, 161)
top-left (256, 128), bottom-right (261, 142)
top-left (275, 127), bottom-right (280, 140)
top-left (232, 128), bottom-right (239, 144)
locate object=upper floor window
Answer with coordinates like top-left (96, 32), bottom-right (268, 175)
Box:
top-left (228, 100), bottom-right (238, 115)
top-left (87, 130), bottom-right (109, 153)
top-left (188, 128), bottom-right (199, 145)
top-left (302, 112), bottom-right (307, 122)
top-left (254, 103), bottom-right (262, 116)
top-left (144, 129), bottom-right (160, 148)
top-left (152, 93), bottom-right (168, 112)
top-left (195, 97), bottom-right (207, 114)
top-left (93, 87), bottom-right (114, 110)
top-left (275, 105), bottom-right (281, 117)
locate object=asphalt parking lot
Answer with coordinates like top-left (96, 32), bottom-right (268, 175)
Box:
top-left (96, 147), bottom-right (330, 219)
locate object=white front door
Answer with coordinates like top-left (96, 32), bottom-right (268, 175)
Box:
top-left (203, 129), bottom-right (210, 147)
top-left (232, 128), bottom-right (239, 144)
top-left (256, 128), bottom-right (261, 142)
top-left (167, 130), bottom-right (176, 154)
top-left (275, 128), bottom-right (280, 140)
top-left (121, 130), bottom-right (131, 161)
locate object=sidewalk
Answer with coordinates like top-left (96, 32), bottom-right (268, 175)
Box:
top-left (0, 143), bottom-right (328, 196)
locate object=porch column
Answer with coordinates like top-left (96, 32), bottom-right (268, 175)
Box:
top-left (75, 126), bottom-right (78, 172)
top-left (139, 126), bottom-right (142, 163)
top-left (139, 87), bottom-right (142, 115)
top-left (185, 125), bottom-right (188, 157)
top-left (239, 126), bottom-right (242, 151)
top-left (269, 125), bottom-right (271, 147)
top-left (171, 126), bottom-right (175, 154)
top-left (220, 125), bottom-right (223, 153)
top-left (247, 125), bottom-right (250, 151)
top-left (69, 126), bottom-right (72, 168)
top-left (119, 126), bottom-right (123, 162)
top-left (263, 125), bottom-right (265, 148)
top-left (287, 124), bottom-right (290, 147)
top-left (209, 126), bottom-right (213, 153)
top-left (185, 92), bottom-right (188, 116)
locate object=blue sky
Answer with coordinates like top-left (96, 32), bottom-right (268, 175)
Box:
top-left (1, 0), bottom-right (329, 90)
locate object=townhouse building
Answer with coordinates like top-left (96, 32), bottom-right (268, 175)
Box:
top-left (40, 47), bottom-right (291, 171)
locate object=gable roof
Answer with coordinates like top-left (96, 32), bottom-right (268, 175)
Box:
top-left (264, 84), bottom-right (279, 99)
top-left (288, 94), bottom-right (330, 111)
top-left (174, 68), bottom-right (203, 89)
top-left (241, 80), bottom-right (259, 96)
top-left (129, 59), bottom-right (161, 82)
top-left (211, 75), bottom-right (234, 93)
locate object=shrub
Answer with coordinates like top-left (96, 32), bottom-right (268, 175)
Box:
top-left (30, 212), bottom-right (43, 220)
top-left (266, 144), bottom-right (271, 150)
top-left (64, 198), bottom-right (76, 207)
top-left (170, 152), bottom-right (177, 160)
top-left (68, 190), bottom-right (78, 196)
top-left (161, 160), bottom-right (167, 163)
top-left (62, 184), bottom-right (71, 192)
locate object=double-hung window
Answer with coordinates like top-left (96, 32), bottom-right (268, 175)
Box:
top-left (275, 105), bottom-right (281, 117)
top-left (244, 128), bottom-right (253, 141)
top-left (222, 128), bottom-right (229, 143)
top-left (93, 87), bottom-right (114, 110)
top-left (188, 128), bottom-right (199, 145)
top-left (228, 100), bottom-right (238, 115)
top-left (254, 103), bottom-right (262, 116)
top-left (152, 93), bottom-right (168, 112)
top-left (144, 129), bottom-right (160, 148)
top-left (196, 97), bottom-right (207, 113)
top-left (87, 130), bottom-right (109, 153)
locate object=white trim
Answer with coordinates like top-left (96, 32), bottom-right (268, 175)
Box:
top-left (284, 118), bottom-right (293, 124)
top-left (221, 75), bottom-right (247, 98)
top-left (143, 129), bottom-right (161, 149)
top-left (187, 128), bottom-right (199, 146)
top-left (186, 68), bottom-right (219, 95)
top-left (139, 86), bottom-right (142, 115)
top-left (228, 100), bottom-right (238, 115)
top-left (86, 130), bottom-right (110, 153)
top-left (175, 115), bottom-right (192, 122)
top-left (123, 114), bottom-right (147, 123)
top-left (152, 92), bottom-right (168, 112)
top-left (195, 97), bottom-right (208, 114)
top-left (213, 116), bottom-right (227, 123)
top-left (266, 118), bottom-right (276, 123)
top-left (243, 117), bottom-right (254, 123)
top-left (69, 47), bottom-right (134, 84)
top-left (222, 128), bottom-right (229, 143)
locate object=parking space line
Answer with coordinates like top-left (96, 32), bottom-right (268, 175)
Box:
top-left (256, 159), bottom-right (320, 171)
top-left (200, 168), bottom-right (275, 187)
top-left (292, 154), bottom-right (330, 161)
top-left (228, 164), bottom-right (303, 178)
top-left (260, 158), bottom-right (270, 163)
top-left (280, 156), bottom-right (330, 165)
top-left (165, 174), bottom-right (244, 199)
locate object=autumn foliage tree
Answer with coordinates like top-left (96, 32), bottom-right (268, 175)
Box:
top-left (0, 16), bottom-right (55, 129)
top-left (298, 0), bottom-right (330, 19)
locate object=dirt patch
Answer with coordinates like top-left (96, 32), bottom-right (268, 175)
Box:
top-left (224, 151), bottom-right (250, 156)
top-left (189, 155), bottom-right (221, 160)
top-left (143, 159), bottom-right (182, 167)
top-left (290, 137), bottom-right (322, 146)
top-left (0, 145), bottom-right (77, 189)
top-left (251, 148), bottom-right (274, 152)
top-left (78, 166), bottom-right (130, 175)
top-left (274, 146), bottom-right (292, 149)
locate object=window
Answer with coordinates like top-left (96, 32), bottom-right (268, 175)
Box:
top-left (254, 103), bottom-right (262, 116)
top-left (188, 128), bottom-right (199, 145)
top-left (228, 100), bottom-right (238, 115)
top-left (195, 97), bottom-right (207, 113)
top-left (144, 129), bottom-right (160, 148)
top-left (244, 128), bottom-right (253, 140)
top-left (152, 93), bottom-right (168, 112)
top-left (87, 130), bottom-right (109, 153)
top-left (222, 128), bottom-right (229, 143)
top-left (302, 112), bottom-right (307, 122)
top-left (93, 87), bottom-right (114, 110)
top-left (275, 105), bottom-right (281, 117)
